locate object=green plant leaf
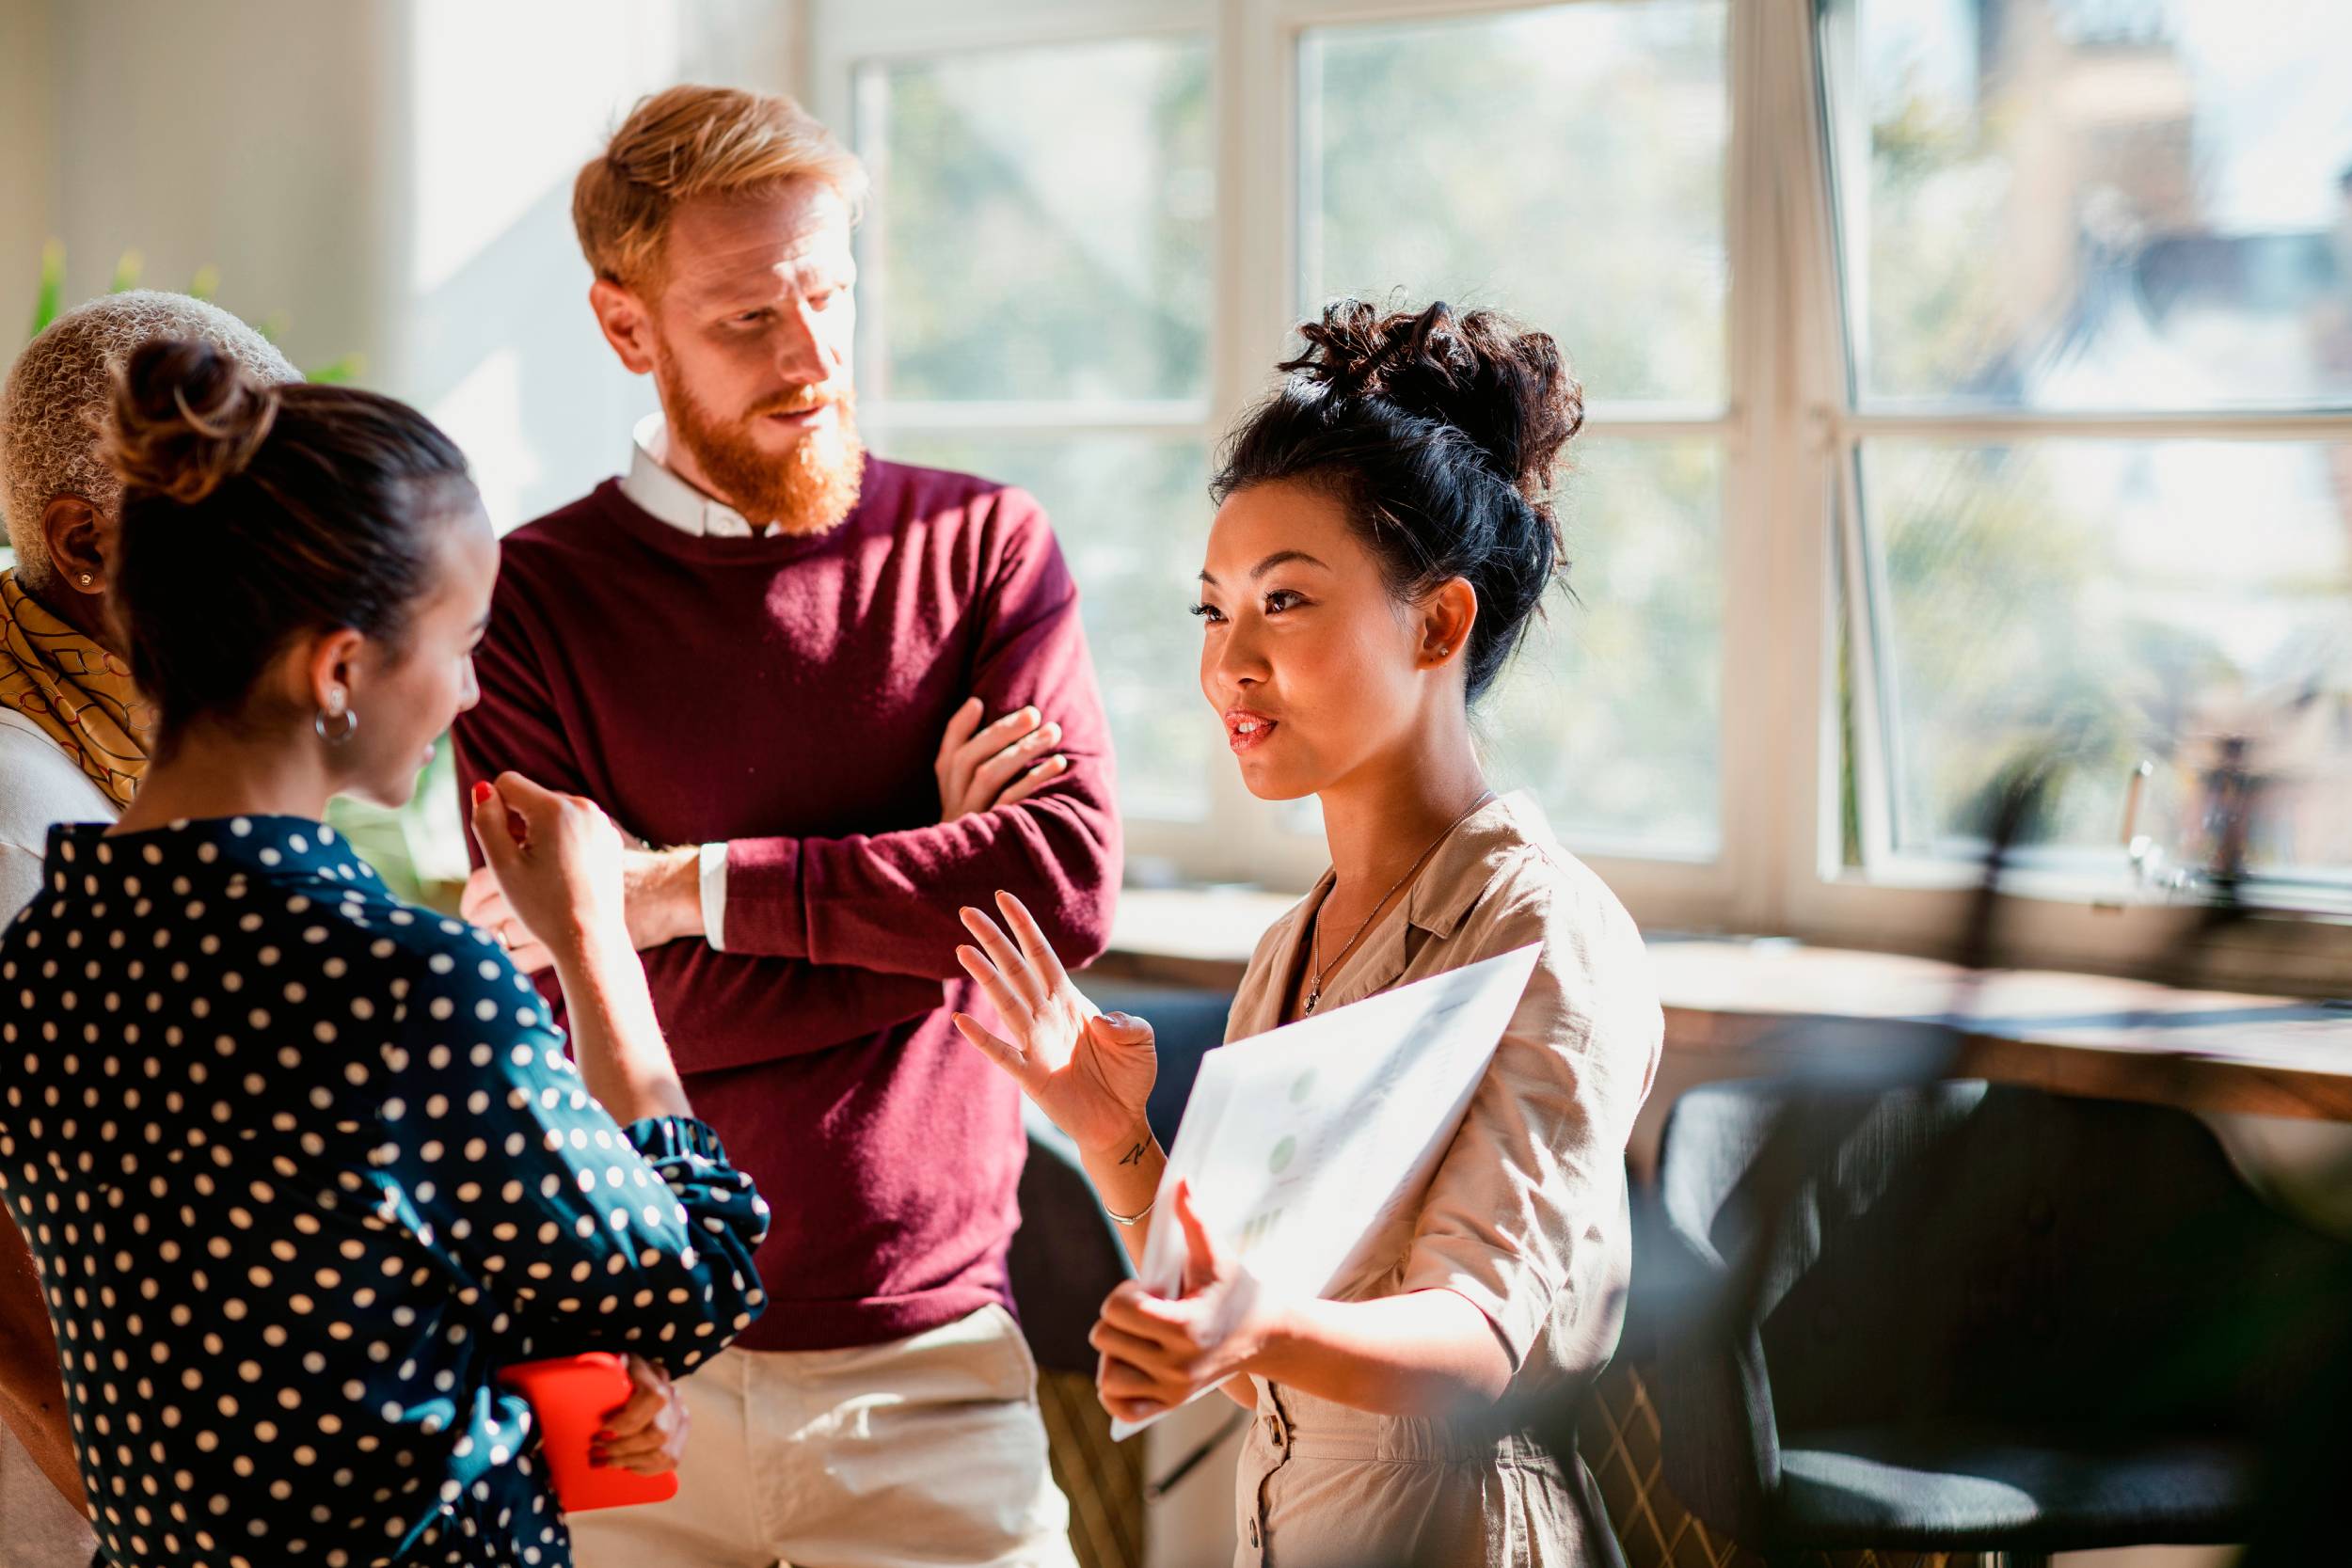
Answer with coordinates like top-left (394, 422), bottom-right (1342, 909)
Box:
top-left (22, 247), bottom-right (359, 384)
top-left (29, 239), bottom-right (65, 339)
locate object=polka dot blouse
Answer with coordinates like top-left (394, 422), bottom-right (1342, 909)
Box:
top-left (0, 816), bottom-right (771, 1568)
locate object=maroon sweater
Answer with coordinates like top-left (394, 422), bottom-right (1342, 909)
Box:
top-left (453, 460), bottom-right (1120, 1352)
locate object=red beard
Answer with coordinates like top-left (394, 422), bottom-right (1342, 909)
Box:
top-left (655, 355), bottom-right (866, 536)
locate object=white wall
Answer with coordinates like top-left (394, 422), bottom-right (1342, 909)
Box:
top-left (382, 0), bottom-right (802, 531)
top-left (9, 0), bottom-right (803, 533)
top-left (0, 0), bottom-right (55, 346)
top-left (40, 0), bottom-right (389, 378)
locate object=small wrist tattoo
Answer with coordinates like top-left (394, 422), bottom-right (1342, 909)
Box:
top-left (1118, 1139), bottom-right (1150, 1167)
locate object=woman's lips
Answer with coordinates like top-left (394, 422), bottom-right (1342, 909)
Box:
top-left (1226, 711), bottom-right (1279, 753)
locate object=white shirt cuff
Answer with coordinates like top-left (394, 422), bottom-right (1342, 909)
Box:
top-left (698, 842), bottom-right (730, 952)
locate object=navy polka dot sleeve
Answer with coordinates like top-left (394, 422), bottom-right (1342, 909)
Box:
top-left (373, 932), bottom-right (771, 1373)
top-left (0, 816), bottom-right (770, 1568)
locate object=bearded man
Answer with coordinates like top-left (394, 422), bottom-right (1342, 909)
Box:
top-left (452, 85), bottom-right (1116, 1568)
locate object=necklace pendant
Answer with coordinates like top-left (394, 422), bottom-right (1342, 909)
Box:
top-left (1303, 991), bottom-right (1318, 1015)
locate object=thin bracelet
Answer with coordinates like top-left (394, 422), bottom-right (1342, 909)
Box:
top-left (1104, 1196), bottom-right (1157, 1227)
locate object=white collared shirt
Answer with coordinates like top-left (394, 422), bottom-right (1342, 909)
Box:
top-left (618, 415), bottom-right (753, 945)
top-left (619, 414), bottom-right (787, 541)
top-left (0, 706), bottom-right (118, 919)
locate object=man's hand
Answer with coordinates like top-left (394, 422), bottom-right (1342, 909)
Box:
top-left (591, 1354), bottom-right (690, 1476)
top-left (463, 833), bottom-right (702, 975)
top-left (935, 698), bottom-right (1068, 821)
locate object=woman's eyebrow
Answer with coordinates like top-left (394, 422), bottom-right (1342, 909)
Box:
top-left (1249, 550), bottom-right (1328, 578)
top-left (1198, 551), bottom-right (1331, 588)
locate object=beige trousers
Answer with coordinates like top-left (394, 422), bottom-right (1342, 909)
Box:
top-left (0, 1418), bottom-right (90, 1568)
top-left (566, 1305), bottom-right (1076, 1568)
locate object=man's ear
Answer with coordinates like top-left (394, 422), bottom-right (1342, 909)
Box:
top-left (589, 279), bottom-right (659, 376)
top-left (41, 495), bottom-right (110, 600)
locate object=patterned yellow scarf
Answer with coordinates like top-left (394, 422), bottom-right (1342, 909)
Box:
top-left (0, 568), bottom-right (154, 811)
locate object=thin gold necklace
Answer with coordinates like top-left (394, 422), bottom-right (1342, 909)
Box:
top-left (1303, 790), bottom-right (1494, 1016)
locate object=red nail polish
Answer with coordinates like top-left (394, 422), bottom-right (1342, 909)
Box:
top-left (471, 781), bottom-right (494, 805)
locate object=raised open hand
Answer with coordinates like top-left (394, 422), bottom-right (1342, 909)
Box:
top-left (952, 890), bottom-right (1157, 1159)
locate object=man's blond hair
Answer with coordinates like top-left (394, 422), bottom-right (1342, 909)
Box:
top-left (575, 84), bottom-right (867, 293)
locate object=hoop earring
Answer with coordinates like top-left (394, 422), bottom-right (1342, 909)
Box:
top-left (314, 706), bottom-right (360, 745)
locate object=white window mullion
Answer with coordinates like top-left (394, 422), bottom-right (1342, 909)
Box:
top-left (1754, 0), bottom-right (1873, 928)
top-left (1708, 0), bottom-right (1778, 935)
top-left (1207, 0), bottom-right (1312, 887)
top-left (1712, 0), bottom-right (1845, 935)
top-left (1832, 441), bottom-right (1899, 870)
top-left (814, 0), bottom-right (1209, 65)
top-left (861, 401), bottom-right (1209, 436)
top-left (1266, 0), bottom-right (1640, 26)
top-left (1836, 409), bottom-right (2352, 443)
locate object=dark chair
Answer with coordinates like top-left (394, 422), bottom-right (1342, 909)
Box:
top-left (1009, 1104), bottom-right (1135, 1375)
top-left (1085, 979), bottom-right (1236, 1152)
top-left (1645, 1078), bottom-right (2345, 1567)
top-left (1008, 1107), bottom-right (1149, 1568)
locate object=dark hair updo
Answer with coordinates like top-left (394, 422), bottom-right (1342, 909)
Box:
top-left (1211, 299), bottom-right (1584, 703)
top-left (103, 339), bottom-right (477, 751)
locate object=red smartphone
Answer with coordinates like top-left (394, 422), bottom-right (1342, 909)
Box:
top-left (496, 1353), bottom-right (679, 1512)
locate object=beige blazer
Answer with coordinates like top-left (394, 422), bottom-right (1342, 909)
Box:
top-left (1221, 792), bottom-right (1661, 1568)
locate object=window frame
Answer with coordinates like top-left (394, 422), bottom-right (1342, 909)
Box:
top-left (805, 0), bottom-right (2352, 990)
top-left (811, 0), bottom-right (1236, 884)
top-left (1796, 0), bottom-right (2352, 986)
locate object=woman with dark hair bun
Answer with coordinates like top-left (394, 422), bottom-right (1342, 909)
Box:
top-left (0, 341), bottom-right (770, 1568)
top-left (956, 301), bottom-right (1662, 1564)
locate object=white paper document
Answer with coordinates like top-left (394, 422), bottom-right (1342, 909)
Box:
top-left (1110, 942), bottom-right (1542, 1439)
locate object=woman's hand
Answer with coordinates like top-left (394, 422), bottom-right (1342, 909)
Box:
top-left (953, 891), bottom-right (1157, 1159)
top-left (467, 773), bottom-right (631, 970)
top-left (1092, 1180), bottom-right (1279, 1423)
top-left (458, 866), bottom-right (555, 974)
top-left (460, 841), bottom-right (700, 976)
top-left (590, 1354), bottom-right (689, 1476)
top-left (470, 776), bottom-right (690, 1123)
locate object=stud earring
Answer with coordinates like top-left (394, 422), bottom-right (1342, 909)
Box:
top-left (78, 573), bottom-right (94, 588)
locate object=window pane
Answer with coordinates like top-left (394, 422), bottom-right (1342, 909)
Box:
top-left (853, 39), bottom-right (1212, 403)
top-left (1825, 0), bottom-right (2352, 410)
top-left (1866, 438), bottom-right (2352, 882)
top-left (1300, 1), bottom-right (1728, 406)
top-left (1486, 439), bottom-right (1724, 857)
top-left (882, 434), bottom-right (1215, 822)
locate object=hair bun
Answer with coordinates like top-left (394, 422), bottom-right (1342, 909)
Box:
top-left (103, 338), bottom-right (280, 505)
top-left (1282, 299), bottom-right (1584, 507)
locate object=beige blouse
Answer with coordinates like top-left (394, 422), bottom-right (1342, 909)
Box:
top-left (1221, 792), bottom-right (1661, 1568)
